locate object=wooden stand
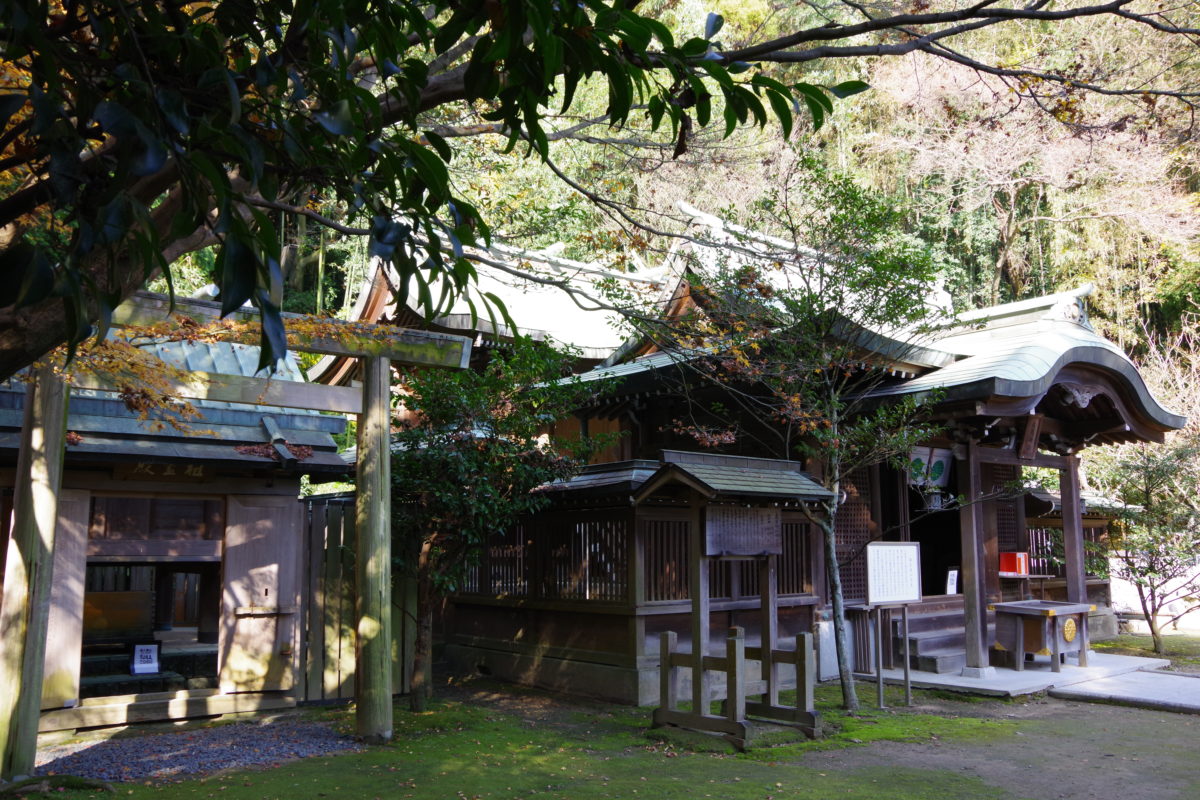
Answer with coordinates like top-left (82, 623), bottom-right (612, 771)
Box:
top-left (991, 600), bottom-right (1094, 672)
top-left (867, 604), bottom-right (913, 709)
top-left (652, 553), bottom-right (819, 750)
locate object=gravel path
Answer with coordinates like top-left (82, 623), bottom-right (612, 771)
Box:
top-left (35, 717), bottom-right (364, 783)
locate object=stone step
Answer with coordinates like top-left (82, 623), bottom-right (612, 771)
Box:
top-left (891, 611), bottom-right (967, 635)
top-left (912, 648), bottom-right (967, 674)
top-left (39, 689), bottom-right (295, 733)
top-left (81, 650), bottom-right (218, 679)
top-left (901, 628), bottom-right (967, 654)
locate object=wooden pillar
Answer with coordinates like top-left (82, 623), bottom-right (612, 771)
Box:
top-left (1060, 456), bottom-right (1087, 604)
top-left (956, 440), bottom-right (991, 675)
top-left (981, 464), bottom-right (1001, 606)
top-left (759, 556), bottom-right (779, 705)
top-left (0, 364), bottom-right (68, 780)
top-left (41, 490), bottom-right (90, 711)
top-left (355, 355), bottom-right (393, 742)
top-left (688, 498), bottom-right (709, 714)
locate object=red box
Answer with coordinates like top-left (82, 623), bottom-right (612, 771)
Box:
top-left (1000, 552), bottom-right (1029, 575)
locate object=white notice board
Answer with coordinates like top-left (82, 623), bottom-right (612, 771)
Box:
top-left (866, 542), bottom-right (922, 605)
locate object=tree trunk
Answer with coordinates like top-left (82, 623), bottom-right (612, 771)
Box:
top-left (409, 539), bottom-right (435, 712)
top-left (821, 502), bottom-right (859, 712)
top-left (1135, 582), bottom-right (1165, 654)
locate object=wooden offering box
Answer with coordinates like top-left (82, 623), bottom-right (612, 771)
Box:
top-left (990, 600), bottom-right (1095, 673)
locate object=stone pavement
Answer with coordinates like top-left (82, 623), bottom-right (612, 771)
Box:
top-left (868, 650), bottom-right (1200, 716)
top-left (1048, 669), bottom-right (1200, 713)
top-left (876, 651), bottom-right (1168, 697)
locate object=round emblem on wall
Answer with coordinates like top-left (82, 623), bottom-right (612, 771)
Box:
top-left (1062, 617), bottom-right (1078, 643)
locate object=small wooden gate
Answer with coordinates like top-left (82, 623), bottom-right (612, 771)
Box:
top-left (298, 494), bottom-right (419, 702)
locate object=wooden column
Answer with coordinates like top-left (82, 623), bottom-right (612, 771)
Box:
top-left (688, 498), bottom-right (709, 715)
top-left (981, 464), bottom-right (1001, 605)
top-left (355, 355), bottom-right (393, 742)
top-left (759, 556), bottom-right (779, 705)
top-left (1060, 456), bottom-right (1087, 604)
top-left (956, 440), bottom-right (990, 674)
top-left (41, 490), bottom-right (90, 710)
top-left (0, 364), bottom-right (68, 780)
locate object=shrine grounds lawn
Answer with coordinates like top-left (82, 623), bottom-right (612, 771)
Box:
top-left (33, 662), bottom-right (1200, 800)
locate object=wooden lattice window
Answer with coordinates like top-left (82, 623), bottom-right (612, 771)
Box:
top-left (642, 517), bottom-right (689, 602)
top-left (991, 464), bottom-right (1021, 551)
top-left (835, 470), bottom-right (874, 602)
top-left (534, 512), bottom-right (630, 602)
top-left (779, 519), bottom-right (813, 595)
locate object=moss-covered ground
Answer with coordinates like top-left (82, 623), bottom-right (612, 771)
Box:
top-left (1092, 631), bottom-right (1200, 673)
top-left (34, 676), bottom-right (1200, 800)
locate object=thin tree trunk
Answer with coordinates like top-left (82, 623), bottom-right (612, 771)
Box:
top-left (822, 485), bottom-right (859, 712)
top-left (409, 539), bottom-right (435, 712)
top-left (1134, 581), bottom-right (1164, 654)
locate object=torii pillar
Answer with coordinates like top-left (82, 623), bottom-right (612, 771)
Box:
top-left (355, 355), bottom-right (392, 742)
top-left (0, 364), bottom-right (69, 780)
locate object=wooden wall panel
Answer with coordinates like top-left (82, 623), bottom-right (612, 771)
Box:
top-left (219, 495), bottom-right (302, 694)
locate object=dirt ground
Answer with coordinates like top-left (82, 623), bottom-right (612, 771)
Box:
top-left (447, 680), bottom-right (1200, 800)
top-left (799, 693), bottom-right (1200, 800)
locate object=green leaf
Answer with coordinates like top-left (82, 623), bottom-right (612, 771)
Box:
top-left (423, 130), bottom-right (453, 162)
top-left (795, 82), bottom-right (834, 114)
top-left (766, 89), bottom-right (794, 139)
top-left (704, 13), bottom-right (724, 39)
top-left (829, 80), bottom-right (871, 99)
top-left (314, 100), bottom-right (353, 136)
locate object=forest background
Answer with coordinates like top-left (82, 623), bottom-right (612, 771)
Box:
top-left (146, 0), bottom-right (1198, 356)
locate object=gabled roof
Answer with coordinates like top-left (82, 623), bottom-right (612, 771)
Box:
top-left (539, 450), bottom-right (830, 504)
top-left (0, 340), bottom-right (347, 474)
top-left (868, 288), bottom-right (1186, 436)
top-left (632, 460), bottom-right (831, 504)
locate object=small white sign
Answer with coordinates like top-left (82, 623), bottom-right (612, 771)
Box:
top-left (945, 568), bottom-right (959, 595)
top-left (131, 643), bottom-right (160, 675)
top-left (866, 542), bottom-right (922, 605)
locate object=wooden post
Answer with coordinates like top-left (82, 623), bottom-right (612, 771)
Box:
top-left (957, 440), bottom-right (991, 674)
top-left (0, 364), bottom-right (68, 780)
top-left (689, 498), bottom-right (709, 715)
top-left (759, 556), bottom-right (779, 705)
top-left (659, 631), bottom-right (678, 711)
top-left (1060, 457), bottom-right (1087, 605)
top-left (725, 627), bottom-right (746, 725)
top-left (796, 632), bottom-right (815, 717)
top-left (355, 355), bottom-right (393, 742)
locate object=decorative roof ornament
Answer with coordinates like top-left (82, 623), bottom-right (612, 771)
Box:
top-left (1046, 294), bottom-right (1092, 329)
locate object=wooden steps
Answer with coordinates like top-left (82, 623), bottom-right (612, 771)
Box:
top-left (891, 597), bottom-right (989, 674)
top-left (38, 689), bottom-right (295, 733)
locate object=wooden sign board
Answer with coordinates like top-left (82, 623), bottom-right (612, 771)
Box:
top-left (866, 542), bottom-right (922, 605)
top-left (705, 506), bottom-right (782, 557)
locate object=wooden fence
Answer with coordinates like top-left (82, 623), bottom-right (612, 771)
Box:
top-left (298, 494), bottom-right (420, 703)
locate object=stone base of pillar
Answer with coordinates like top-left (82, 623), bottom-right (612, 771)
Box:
top-left (960, 665), bottom-right (996, 679)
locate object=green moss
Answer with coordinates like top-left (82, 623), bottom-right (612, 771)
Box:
top-left (46, 684), bottom-right (1024, 800)
top-left (1093, 632), bottom-right (1200, 670)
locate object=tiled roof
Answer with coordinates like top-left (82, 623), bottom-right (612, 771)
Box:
top-left (644, 461), bottom-right (832, 501)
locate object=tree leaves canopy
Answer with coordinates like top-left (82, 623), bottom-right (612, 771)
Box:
top-left (1, 0), bottom-right (1196, 378)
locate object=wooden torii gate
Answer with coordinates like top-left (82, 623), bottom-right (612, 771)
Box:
top-left (0, 293), bottom-right (471, 780)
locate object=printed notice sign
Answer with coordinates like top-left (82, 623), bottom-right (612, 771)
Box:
top-left (866, 542), bottom-right (922, 605)
top-left (131, 643), bottom-right (160, 675)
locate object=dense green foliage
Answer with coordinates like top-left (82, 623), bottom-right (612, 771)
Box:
top-left (2, 0), bottom-right (1197, 378)
top-left (389, 337), bottom-right (610, 707)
